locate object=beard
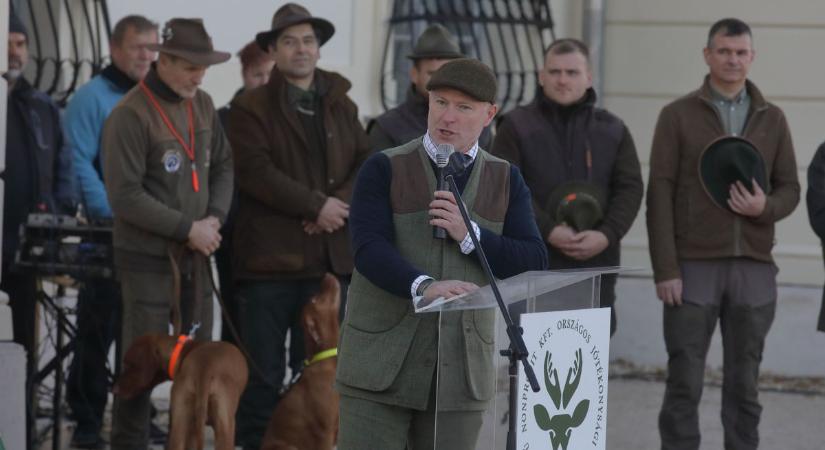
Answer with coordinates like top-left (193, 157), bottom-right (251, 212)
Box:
top-left (6, 56), bottom-right (24, 81)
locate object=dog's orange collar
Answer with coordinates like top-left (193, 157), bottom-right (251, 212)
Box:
top-left (168, 335), bottom-right (191, 380)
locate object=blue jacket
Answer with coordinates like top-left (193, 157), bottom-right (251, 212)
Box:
top-left (3, 78), bottom-right (76, 260)
top-left (63, 65), bottom-right (135, 219)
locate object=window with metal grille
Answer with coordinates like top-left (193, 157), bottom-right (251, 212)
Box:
top-left (11, 0), bottom-right (111, 106)
top-left (379, 0), bottom-right (556, 114)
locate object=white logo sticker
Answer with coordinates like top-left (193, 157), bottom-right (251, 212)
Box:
top-left (162, 149), bottom-right (182, 173)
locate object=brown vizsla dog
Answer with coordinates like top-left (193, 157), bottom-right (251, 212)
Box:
top-left (260, 273), bottom-right (341, 450)
top-left (114, 334), bottom-right (248, 450)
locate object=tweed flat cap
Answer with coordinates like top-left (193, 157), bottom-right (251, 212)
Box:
top-left (426, 58), bottom-right (497, 103)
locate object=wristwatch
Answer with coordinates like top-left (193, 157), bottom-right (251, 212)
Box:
top-left (416, 278), bottom-right (435, 297)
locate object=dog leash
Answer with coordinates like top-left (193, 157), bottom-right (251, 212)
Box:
top-left (202, 254), bottom-right (282, 393)
top-left (167, 247), bottom-right (185, 336)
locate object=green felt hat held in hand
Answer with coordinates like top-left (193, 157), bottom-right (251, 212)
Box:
top-left (699, 136), bottom-right (768, 213)
top-left (547, 182), bottom-right (606, 232)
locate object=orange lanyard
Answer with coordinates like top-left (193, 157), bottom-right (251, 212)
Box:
top-left (139, 80), bottom-right (200, 192)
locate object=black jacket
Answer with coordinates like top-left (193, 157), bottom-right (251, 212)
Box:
top-left (3, 78), bottom-right (76, 261)
top-left (492, 88), bottom-right (643, 269)
top-left (805, 141), bottom-right (825, 332)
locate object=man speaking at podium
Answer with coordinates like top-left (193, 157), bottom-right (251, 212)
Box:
top-left (336, 58), bottom-right (547, 449)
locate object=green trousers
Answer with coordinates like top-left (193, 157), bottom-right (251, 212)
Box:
top-left (110, 267), bottom-right (213, 450)
top-left (338, 385), bottom-right (484, 450)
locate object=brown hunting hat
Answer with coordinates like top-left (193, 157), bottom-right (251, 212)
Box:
top-left (426, 58), bottom-right (498, 103)
top-left (408, 24), bottom-right (463, 60)
top-left (146, 18), bottom-right (230, 66)
top-left (255, 3), bottom-right (335, 51)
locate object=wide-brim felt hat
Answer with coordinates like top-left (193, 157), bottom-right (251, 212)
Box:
top-left (699, 136), bottom-right (768, 213)
top-left (546, 181), bottom-right (606, 232)
top-left (146, 18), bottom-right (230, 66)
top-left (407, 24), bottom-right (464, 60)
top-left (255, 3), bottom-right (335, 51)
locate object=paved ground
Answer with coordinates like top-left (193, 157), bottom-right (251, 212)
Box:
top-left (606, 377), bottom-right (825, 450)
top-left (29, 281), bottom-right (825, 449)
top-left (39, 375), bottom-right (825, 450)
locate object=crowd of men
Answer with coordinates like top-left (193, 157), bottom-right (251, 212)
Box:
top-left (3, 3), bottom-right (823, 450)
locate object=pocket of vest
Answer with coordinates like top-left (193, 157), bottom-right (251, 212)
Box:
top-left (337, 316), bottom-right (419, 392)
top-left (472, 309), bottom-right (496, 345)
top-left (463, 310), bottom-right (496, 401)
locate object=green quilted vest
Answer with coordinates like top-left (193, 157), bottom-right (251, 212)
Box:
top-left (336, 138), bottom-right (511, 411)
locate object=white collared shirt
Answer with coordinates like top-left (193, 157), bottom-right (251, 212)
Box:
top-left (411, 133), bottom-right (483, 302)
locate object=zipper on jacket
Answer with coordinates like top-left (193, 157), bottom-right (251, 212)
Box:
top-left (733, 216), bottom-right (742, 256)
top-left (700, 93), bottom-right (769, 257)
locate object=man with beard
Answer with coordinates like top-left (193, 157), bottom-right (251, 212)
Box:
top-left (101, 18), bottom-right (233, 449)
top-left (2, 12), bottom-right (77, 446)
top-left (226, 4), bottom-right (370, 449)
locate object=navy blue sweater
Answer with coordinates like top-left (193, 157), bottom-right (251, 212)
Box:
top-left (350, 151), bottom-right (548, 299)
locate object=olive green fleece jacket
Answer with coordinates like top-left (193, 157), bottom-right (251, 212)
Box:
top-left (102, 68), bottom-right (233, 269)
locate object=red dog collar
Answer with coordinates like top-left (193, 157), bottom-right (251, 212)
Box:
top-left (168, 335), bottom-right (191, 379)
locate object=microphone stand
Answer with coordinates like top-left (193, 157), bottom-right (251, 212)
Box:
top-left (444, 174), bottom-right (540, 450)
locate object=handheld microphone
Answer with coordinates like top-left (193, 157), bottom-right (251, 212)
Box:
top-left (445, 150), bottom-right (469, 178)
top-left (433, 143), bottom-right (454, 239)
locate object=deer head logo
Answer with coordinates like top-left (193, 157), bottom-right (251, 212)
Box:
top-left (533, 348), bottom-right (590, 450)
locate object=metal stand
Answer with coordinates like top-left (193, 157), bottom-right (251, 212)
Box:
top-left (444, 174), bottom-right (540, 450)
top-left (29, 284), bottom-right (76, 450)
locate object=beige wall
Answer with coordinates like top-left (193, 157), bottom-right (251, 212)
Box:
top-left (601, 0), bottom-right (825, 285)
top-left (107, 1), bottom-right (824, 285)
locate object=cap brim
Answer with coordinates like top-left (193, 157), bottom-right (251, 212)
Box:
top-left (255, 17), bottom-right (335, 51)
top-left (407, 51), bottom-right (465, 60)
top-left (147, 45), bottom-right (231, 66)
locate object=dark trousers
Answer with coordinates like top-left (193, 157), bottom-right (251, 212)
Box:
top-left (216, 243), bottom-right (303, 374)
top-left (214, 239), bottom-right (237, 344)
top-left (1, 267), bottom-right (38, 450)
top-left (110, 267), bottom-right (212, 450)
top-left (599, 273), bottom-right (618, 336)
top-left (659, 259), bottom-right (776, 450)
top-left (1, 268), bottom-right (37, 359)
top-left (234, 275), bottom-right (349, 450)
top-left (548, 251), bottom-right (619, 336)
top-left (66, 278), bottom-right (121, 435)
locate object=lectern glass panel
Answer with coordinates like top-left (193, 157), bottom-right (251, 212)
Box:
top-left (416, 268), bottom-right (621, 450)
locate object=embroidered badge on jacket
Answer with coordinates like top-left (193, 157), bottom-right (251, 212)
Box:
top-left (163, 149), bottom-right (183, 173)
